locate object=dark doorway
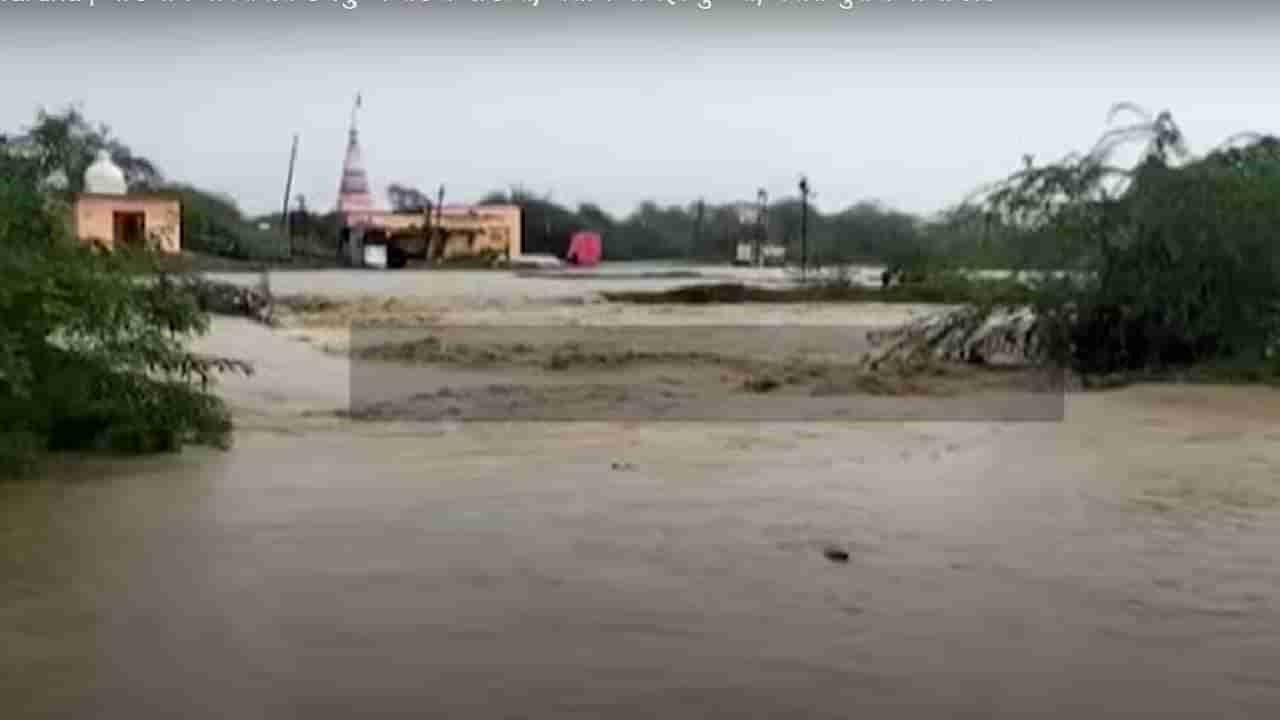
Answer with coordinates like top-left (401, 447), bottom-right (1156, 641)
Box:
top-left (112, 212), bottom-right (147, 248)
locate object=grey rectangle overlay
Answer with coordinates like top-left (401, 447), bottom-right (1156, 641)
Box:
top-left (348, 324), bottom-right (1065, 422)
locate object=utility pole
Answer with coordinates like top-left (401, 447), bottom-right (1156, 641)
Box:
top-left (756, 188), bottom-right (768, 267)
top-left (433, 184), bottom-right (446, 261)
top-left (281, 133), bottom-right (299, 258)
top-left (693, 198), bottom-right (705, 259)
top-left (798, 175), bottom-right (811, 280)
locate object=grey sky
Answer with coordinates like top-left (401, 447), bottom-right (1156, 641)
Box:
top-left (4, 1), bottom-right (1278, 218)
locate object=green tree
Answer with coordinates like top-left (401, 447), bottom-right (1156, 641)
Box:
top-left (0, 111), bottom-right (248, 476)
top-left (16, 106), bottom-right (163, 193)
top-left (170, 184), bottom-right (287, 260)
top-left (983, 104), bottom-right (1280, 375)
top-left (387, 183), bottom-right (432, 212)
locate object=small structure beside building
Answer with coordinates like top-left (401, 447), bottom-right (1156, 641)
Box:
top-left (73, 150), bottom-right (181, 254)
top-left (729, 193), bottom-right (783, 266)
top-left (734, 240), bottom-right (786, 267)
top-left (566, 231), bottom-right (602, 267)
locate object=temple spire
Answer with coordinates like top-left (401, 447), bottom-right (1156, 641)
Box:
top-left (349, 92), bottom-right (362, 136)
top-left (337, 92), bottom-right (373, 213)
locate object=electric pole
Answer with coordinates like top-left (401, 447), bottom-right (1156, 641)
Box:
top-left (693, 198), bottom-right (705, 259)
top-left (433, 184), bottom-right (446, 261)
top-left (798, 175), bottom-right (811, 280)
top-left (756, 188), bottom-right (768, 267)
top-left (281, 133), bottom-right (299, 257)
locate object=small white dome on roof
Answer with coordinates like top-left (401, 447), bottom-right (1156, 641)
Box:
top-left (85, 149), bottom-right (127, 195)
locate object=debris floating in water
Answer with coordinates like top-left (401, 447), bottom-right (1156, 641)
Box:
top-left (822, 546), bottom-right (851, 563)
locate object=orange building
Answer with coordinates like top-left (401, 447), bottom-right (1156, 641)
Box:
top-left (74, 193), bottom-right (181, 254)
top-left (343, 205), bottom-right (523, 260)
top-left (73, 151), bottom-right (181, 254)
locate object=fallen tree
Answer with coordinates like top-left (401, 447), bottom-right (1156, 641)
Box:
top-left (866, 305), bottom-right (1042, 369)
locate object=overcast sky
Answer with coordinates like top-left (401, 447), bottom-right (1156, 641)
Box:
top-left (4, 1), bottom-right (1278, 218)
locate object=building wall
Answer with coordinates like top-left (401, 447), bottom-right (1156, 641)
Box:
top-left (343, 205), bottom-right (522, 259)
top-left (74, 194), bottom-right (182, 254)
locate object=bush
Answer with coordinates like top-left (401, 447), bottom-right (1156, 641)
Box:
top-left (168, 185), bottom-right (289, 261)
top-left (985, 106), bottom-right (1280, 378)
top-left (1, 118), bottom-right (248, 476)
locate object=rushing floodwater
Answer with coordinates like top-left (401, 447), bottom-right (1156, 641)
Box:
top-left (5, 398), bottom-right (1280, 718)
top-left (2, 275), bottom-right (1279, 718)
top-left (206, 262), bottom-right (1079, 308)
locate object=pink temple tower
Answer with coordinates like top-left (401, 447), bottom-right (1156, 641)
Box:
top-left (336, 93), bottom-right (374, 214)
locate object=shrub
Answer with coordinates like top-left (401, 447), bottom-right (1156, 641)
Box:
top-left (1, 115), bottom-right (248, 476)
top-left (168, 184), bottom-right (289, 261)
top-left (983, 106), bottom-right (1280, 377)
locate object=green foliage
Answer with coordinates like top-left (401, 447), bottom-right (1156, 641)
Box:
top-left (481, 188), bottom-right (943, 264)
top-left (388, 183), bottom-right (432, 212)
top-left (14, 106), bottom-right (285, 263)
top-left (14, 105), bottom-right (162, 194)
top-left (1, 111), bottom-right (248, 476)
top-left (168, 184), bottom-right (288, 261)
top-left (481, 187), bottom-right (588, 257)
top-left (984, 105), bottom-right (1280, 376)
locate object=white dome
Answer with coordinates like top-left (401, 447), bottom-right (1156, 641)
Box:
top-left (84, 149), bottom-right (127, 195)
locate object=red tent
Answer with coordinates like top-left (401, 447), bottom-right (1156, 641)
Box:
top-left (566, 231), bottom-right (602, 267)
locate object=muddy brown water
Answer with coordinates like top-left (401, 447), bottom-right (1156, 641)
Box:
top-left (4, 309), bottom-right (1280, 717)
top-left (6, 405), bottom-right (1280, 717)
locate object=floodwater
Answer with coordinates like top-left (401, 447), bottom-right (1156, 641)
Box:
top-left (4, 277), bottom-right (1280, 718)
top-left (205, 262), bottom-right (1068, 304)
top-left (206, 263), bottom-right (879, 304)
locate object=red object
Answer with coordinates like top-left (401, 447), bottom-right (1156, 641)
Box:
top-left (566, 231), bottom-right (602, 266)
